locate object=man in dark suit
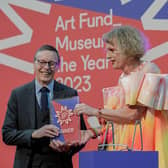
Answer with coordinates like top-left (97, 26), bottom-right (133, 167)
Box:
top-left (2, 44), bottom-right (88, 168)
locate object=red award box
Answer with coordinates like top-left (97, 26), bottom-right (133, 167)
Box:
top-left (50, 96), bottom-right (80, 143)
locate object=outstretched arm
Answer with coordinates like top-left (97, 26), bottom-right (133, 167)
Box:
top-left (74, 103), bottom-right (146, 124)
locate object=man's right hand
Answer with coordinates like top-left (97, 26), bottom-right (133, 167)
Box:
top-left (32, 124), bottom-right (59, 138)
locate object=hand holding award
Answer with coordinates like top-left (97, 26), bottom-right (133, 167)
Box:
top-left (50, 96), bottom-right (80, 147)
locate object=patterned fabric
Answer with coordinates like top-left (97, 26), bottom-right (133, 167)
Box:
top-left (101, 61), bottom-right (168, 168)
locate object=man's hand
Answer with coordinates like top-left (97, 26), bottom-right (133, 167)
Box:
top-left (49, 140), bottom-right (71, 152)
top-left (32, 124), bottom-right (59, 138)
top-left (80, 130), bottom-right (93, 144)
top-left (49, 139), bottom-right (84, 152)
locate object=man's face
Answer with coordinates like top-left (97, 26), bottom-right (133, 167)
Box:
top-left (105, 39), bottom-right (127, 70)
top-left (34, 50), bottom-right (59, 86)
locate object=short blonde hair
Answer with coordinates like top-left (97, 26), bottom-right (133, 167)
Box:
top-left (102, 25), bottom-right (147, 59)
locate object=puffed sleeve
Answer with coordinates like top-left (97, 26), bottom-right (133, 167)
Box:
top-left (119, 62), bottom-right (161, 106)
top-left (137, 73), bottom-right (168, 110)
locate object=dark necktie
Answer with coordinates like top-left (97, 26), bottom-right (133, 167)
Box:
top-left (40, 87), bottom-right (49, 113)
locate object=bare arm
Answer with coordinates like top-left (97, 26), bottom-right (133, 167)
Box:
top-left (98, 105), bottom-right (146, 124)
top-left (75, 103), bottom-right (146, 124)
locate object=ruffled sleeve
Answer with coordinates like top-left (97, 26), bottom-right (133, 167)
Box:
top-left (137, 73), bottom-right (168, 110)
top-left (119, 62), bottom-right (161, 106)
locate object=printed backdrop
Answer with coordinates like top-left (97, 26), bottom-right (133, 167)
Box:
top-left (0, 0), bottom-right (168, 167)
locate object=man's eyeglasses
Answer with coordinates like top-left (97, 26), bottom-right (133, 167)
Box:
top-left (36, 59), bottom-right (58, 68)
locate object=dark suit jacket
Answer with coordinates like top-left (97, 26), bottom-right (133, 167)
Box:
top-left (2, 80), bottom-right (86, 168)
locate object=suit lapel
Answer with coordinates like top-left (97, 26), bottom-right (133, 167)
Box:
top-left (24, 81), bottom-right (36, 128)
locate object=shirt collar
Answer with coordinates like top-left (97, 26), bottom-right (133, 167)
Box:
top-left (35, 79), bottom-right (54, 94)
